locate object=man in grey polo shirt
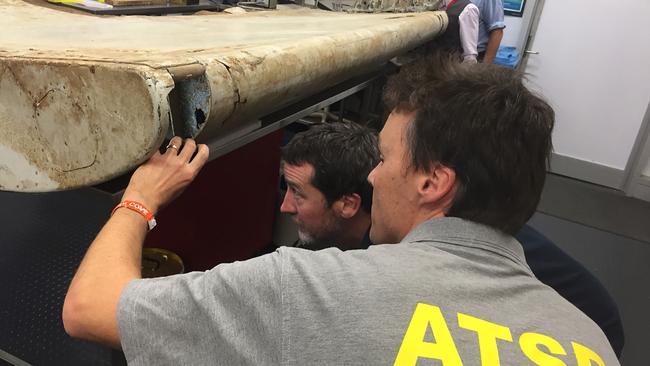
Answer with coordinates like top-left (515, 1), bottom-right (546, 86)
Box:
top-left (63, 55), bottom-right (619, 365)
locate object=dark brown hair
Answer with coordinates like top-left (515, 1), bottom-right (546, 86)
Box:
top-left (282, 122), bottom-right (380, 214)
top-left (384, 54), bottom-right (554, 234)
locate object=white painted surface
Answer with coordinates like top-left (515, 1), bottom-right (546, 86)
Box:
top-left (501, 0), bottom-right (539, 53)
top-left (502, 15), bottom-right (522, 47)
top-left (0, 145), bottom-right (58, 191)
top-left (524, 0), bottom-right (650, 173)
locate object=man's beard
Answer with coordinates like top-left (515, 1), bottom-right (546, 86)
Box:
top-left (296, 229), bottom-right (314, 245)
top-left (295, 215), bottom-right (344, 251)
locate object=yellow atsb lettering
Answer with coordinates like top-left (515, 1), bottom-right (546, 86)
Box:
top-left (572, 342), bottom-right (605, 366)
top-left (394, 303), bottom-right (463, 366)
top-left (457, 312), bottom-right (513, 366)
top-left (519, 332), bottom-right (568, 366)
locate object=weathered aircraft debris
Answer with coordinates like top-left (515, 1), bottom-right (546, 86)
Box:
top-left (0, 0), bottom-right (447, 192)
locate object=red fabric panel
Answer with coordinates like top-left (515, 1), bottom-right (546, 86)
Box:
top-left (144, 130), bottom-right (282, 271)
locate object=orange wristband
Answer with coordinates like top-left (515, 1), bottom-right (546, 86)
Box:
top-left (111, 200), bottom-right (157, 231)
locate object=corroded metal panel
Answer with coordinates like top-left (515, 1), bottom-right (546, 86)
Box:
top-left (0, 0), bottom-right (447, 191)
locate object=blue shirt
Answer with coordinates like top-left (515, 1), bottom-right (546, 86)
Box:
top-left (470, 0), bottom-right (506, 51)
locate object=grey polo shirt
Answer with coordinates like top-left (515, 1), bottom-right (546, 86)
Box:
top-left (118, 217), bottom-right (618, 365)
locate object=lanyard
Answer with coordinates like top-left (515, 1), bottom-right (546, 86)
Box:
top-left (447, 0), bottom-right (458, 8)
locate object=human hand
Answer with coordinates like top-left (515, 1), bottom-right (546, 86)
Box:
top-left (121, 136), bottom-right (209, 214)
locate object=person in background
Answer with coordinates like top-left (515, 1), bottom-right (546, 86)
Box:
top-left (280, 122), bottom-right (379, 250)
top-left (471, 0), bottom-right (506, 63)
top-left (431, 0), bottom-right (480, 63)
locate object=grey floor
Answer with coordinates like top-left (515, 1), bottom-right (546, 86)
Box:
top-left (0, 189), bottom-right (120, 366)
top-left (530, 174), bottom-right (650, 366)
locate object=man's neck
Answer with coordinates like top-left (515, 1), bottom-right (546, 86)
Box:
top-left (337, 211), bottom-right (372, 250)
top-left (297, 212), bottom-right (371, 252)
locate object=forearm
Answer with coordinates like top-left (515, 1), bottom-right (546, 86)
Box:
top-left (483, 28), bottom-right (504, 64)
top-left (63, 208), bottom-right (147, 348)
top-left (63, 136), bottom-right (208, 348)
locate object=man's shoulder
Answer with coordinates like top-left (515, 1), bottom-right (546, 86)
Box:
top-left (470, 0), bottom-right (503, 7)
top-left (471, 0), bottom-right (505, 18)
top-left (276, 243), bottom-right (415, 268)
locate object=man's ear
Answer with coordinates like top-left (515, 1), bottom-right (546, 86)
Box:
top-left (417, 165), bottom-right (456, 206)
top-left (333, 193), bottom-right (362, 219)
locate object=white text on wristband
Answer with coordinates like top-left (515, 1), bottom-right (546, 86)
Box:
top-left (111, 200), bottom-right (157, 231)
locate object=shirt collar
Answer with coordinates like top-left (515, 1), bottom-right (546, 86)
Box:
top-left (400, 217), bottom-right (528, 267)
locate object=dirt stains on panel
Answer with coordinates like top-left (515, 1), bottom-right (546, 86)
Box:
top-left (0, 146), bottom-right (58, 191)
top-left (0, 59), bottom-right (172, 191)
top-left (194, 60), bottom-right (238, 140)
top-left (195, 13), bottom-right (448, 137)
